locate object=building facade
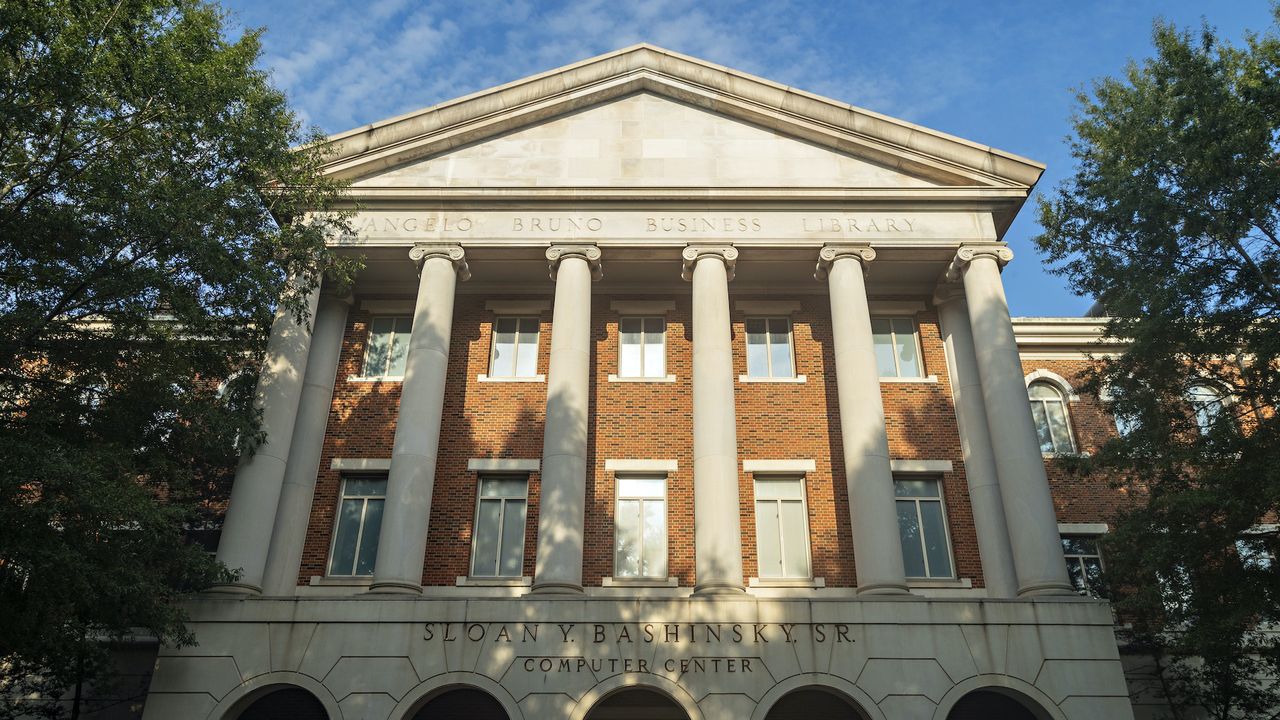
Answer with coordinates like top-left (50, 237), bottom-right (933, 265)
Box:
top-left (142, 46), bottom-right (1142, 720)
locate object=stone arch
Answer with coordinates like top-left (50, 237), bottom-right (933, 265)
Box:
top-left (1023, 369), bottom-right (1080, 401)
top-left (210, 671), bottom-right (342, 720)
top-left (749, 673), bottom-right (885, 720)
top-left (930, 675), bottom-right (1066, 720)
top-left (570, 673), bottom-right (702, 720)
top-left (389, 672), bottom-right (523, 720)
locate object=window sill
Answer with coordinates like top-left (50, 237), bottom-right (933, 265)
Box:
top-left (748, 577), bottom-right (825, 588)
top-left (601, 576), bottom-right (678, 587)
top-left (346, 375), bottom-right (402, 383)
top-left (738, 375), bottom-right (807, 384)
top-left (455, 576), bottom-right (532, 587)
top-left (477, 374), bottom-right (545, 383)
top-left (309, 576), bottom-right (373, 587)
top-left (880, 375), bottom-right (938, 384)
top-left (906, 578), bottom-right (972, 589)
top-left (608, 374), bottom-right (677, 383)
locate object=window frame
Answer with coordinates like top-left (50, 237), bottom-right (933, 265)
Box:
top-left (617, 316), bottom-right (667, 379)
top-left (1028, 380), bottom-right (1078, 454)
top-left (1061, 534), bottom-right (1106, 597)
top-left (1186, 381), bottom-right (1228, 436)
top-left (751, 474), bottom-right (813, 580)
top-left (612, 473), bottom-right (669, 579)
top-left (487, 316), bottom-right (541, 379)
top-left (468, 473), bottom-right (530, 578)
top-left (362, 316), bottom-right (413, 379)
top-left (870, 315), bottom-right (925, 378)
top-left (893, 475), bottom-right (957, 580)
top-left (744, 316), bottom-right (797, 379)
top-left (326, 474), bottom-right (388, 578)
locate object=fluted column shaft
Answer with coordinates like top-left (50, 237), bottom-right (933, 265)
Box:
top-left (936, 290), bottom-right (1019, 598)
top-left (213, 282), bottom-right (321, 594)
top-left (683, 245), bottom-right (745, 595)
top-left (261, 292), bottom-right (352, 596)
top-left (817, 245), bottom-right (909, 595)
top-left (532, 245), bottom-right (601, 594)
top-left (949, 245), bottom-right (1073, 596)
top-left (370, 244), bottom-right (469, 594)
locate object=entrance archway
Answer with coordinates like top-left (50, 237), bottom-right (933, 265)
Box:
top-left (235, 686), bottom-right (329, 720)
top-left (763, 687), bottom-right (868, 720)
top-left (585, 687), bottom-right (690, 720)
top-left (946, 689), bottom-right (1043, 720)
top-left (410, 687), bottom-right (510, 719)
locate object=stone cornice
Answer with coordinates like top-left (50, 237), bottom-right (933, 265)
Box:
top-left (409, 243), bottom-right (470, 280)
top-left (681, 245), bottom-right (738, 281)
top-left (545, 244), bottom-right (603, 281)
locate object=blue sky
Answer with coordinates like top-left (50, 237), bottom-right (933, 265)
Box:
top-left (220, 0), bottom-right (1276, 316)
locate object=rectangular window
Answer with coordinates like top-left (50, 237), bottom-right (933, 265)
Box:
top-left (1062, 535), bottom-right (1105, 596)
top-left (872, 317), bottom-right (923, 378)
top-left (618, 317), bottom-right (666, 378)
top-left (364, 317), bottom-right (412, 378)
top-left (753, 476), bottom-right (811, 578)
top-left (745, 317), bottom-right (795, 378)
top-left (895, 477), bottom-right (954, 578)
top-left (470, 475), bottom-right (528, 577)
top-left (614, 475), bottom-right (668, 578)
top-left (328, 475), bottom-right (386, 576)
top-left (489, 317), bottom-right (540, 378)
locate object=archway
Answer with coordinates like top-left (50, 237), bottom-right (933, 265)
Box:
top-left (235, 686), bottom-right (329, 720)
top-left (585, 687), bottom-right (690, 720)
top-left (763, 687), bottom-right (868, 720)
top-left (946, 689), bottom-right (1043, 720)
top-left (410, 687), bottom-right (510, 720)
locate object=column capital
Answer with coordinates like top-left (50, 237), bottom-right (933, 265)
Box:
top-left (409, 243), bottom-right (470, 281)
top-left (681, 244), bottom-right (738, 281)
top-left (546, 244), bottom-right (603, 281)
top-left (815, 243), bottom-right (876, 281)
top-left (946, 244), bottom-right (1014, 281)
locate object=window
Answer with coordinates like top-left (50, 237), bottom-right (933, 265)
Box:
top-left (871, 317), bottom-right (923, 377)
top-left (489, 317), bottom-right (540, 378)
top-left (1187, 382), bottom-right (1226, 435)
top-left (753, 476), bottom-right (811, 578)
top-left (328, 475), bottom-right (386, 576)
top-left (895, 478), bottom-right (954, 578)
top-left (618, 317), bottom-right (666, 378)
top-left (1028, 381), bottom-right (1075, 453)
top-left (745, 317), bottom-right (795, 378)
top-left (1061, 535), bottom-right (1105, 596)
top-left (614, 476), bottom-right (667, 578)
top-left (470, 475), bottom-right (528, 577)
top-left (364, 317), bottom-right (412, 378)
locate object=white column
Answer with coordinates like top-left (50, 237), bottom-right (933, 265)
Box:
top-left (948, 245), bottom-right (1074, 596)
top-left (532, 245), bottom-right (602, 595)
top-left (261, 291), bottom-right (352, 596)
top-left (212, 282), bottom-right (321, 594)
top-left (935, 286), bottom-right (1019, 598)
top-left (369, 244), bottom-right (469, 594)
top-left (816, 245), bottom-right (909, 595)
top-left (682, 245), bottom-right (745, 595)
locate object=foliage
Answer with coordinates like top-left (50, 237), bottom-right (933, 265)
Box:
top-left (1036, 9), bottom-right (1280, 720)
top-left (0, 0), bottom-right (356, 716)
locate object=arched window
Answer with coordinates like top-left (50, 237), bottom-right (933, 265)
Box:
top-left (1028, 381), bottom-right (1075, 453)
top-left (235, 686), bottom-right (329, 720)
top-left (1187, 382), bottom-right (1226, 435)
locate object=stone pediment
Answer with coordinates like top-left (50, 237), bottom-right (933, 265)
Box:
top-left (318, 44), bottom-right (1044, 195)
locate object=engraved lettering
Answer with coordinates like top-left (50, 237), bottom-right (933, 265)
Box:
top-left (402, 217), bottom-right (418, 232)
top-left (753, 624), bottom-right (768, 643)
top-left (814, 624), bottom-right (826, 642)
top-left (513, 218), bottom-right (523, 231)
top-left (586, 217), bottom-right (603, 231)
top-left (837, 624), bottom-right (852, 643)
top-left (467, 623), bottom-right (485, 642)
top-left (781, 624), bottom-right (797, 643)
top-left (559, 624), bottom-right (575, 642)
top-left (594, 625), bottom-right (606, 643)
top-left (443, 624), bottom-right (456, 642)
top-left (496, 626), bottom-right (512, 643)
top-left (523, 624), bottom-right (538, 642)
top-left (644, 624), bottom-right (655, 643)
top-left (423, 623), bottom-right (434, 641)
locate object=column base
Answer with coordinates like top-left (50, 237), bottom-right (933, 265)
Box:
top-left (367, 580), bottom-right (424, 595)
top-left (529, 582), bottom-right (585, 596)
top-left (692, 582), bottom-right (746, 596)
top-left (1017, 581), bottom-right (1078, 597)
top-left (855, 582), bottom-right (912, 596)
top-left (204, 582), bottom-right (262, 596)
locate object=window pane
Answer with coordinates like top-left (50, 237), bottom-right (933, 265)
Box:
top-left (768, 319), bottom-right (793, 377)
top-left (1082, 557), bottom-right (1105, 595)
top-left (919, 500), bottom-right (952, 577)
top-left (366, 318), bottom-right (393, 377)
top-left (1030, 402), bottom-right (1054, 453)
top-left (1061, 536), bottom-right (1098, 555)
top-left (472, 500), bottom-right (501, 576)
top-left (745, 319), bottom-right (768, 377)
top-left (329, 499), bottom-right (363, 575)
top-left (897, 500), bottom-right (926, 577)
top-left (1028, 382), bottom-right (1060, 401)
top-left (354, 498), bottom-right (383, 575)
top-left (1066, 557), bottom-right (1086, 592)
top-left (894, 478), bottom-right (938, 498)
top-left (755, 477), bottom-right (803, 500)
top-left (619, 318), bottom-right (642, 377)
top-left (891, 318), bottom-right (921, 377)
top-left (343, 477), bottom-right (386, 497)
top-left (871, 318), bottom-right (897, 376)
top-left (615, 499), bottom-right (641, 577)
top-left (480, 477), bottom-right (526, 498)
top-left (643, 319), bottom-right (665, 377)
top-left (499, 500), bottom-right (526, 576)
top-left (755, 501), bottom-right (782, 577)
top-left (515, 320), bottom-right (539, 377)
top-left (491, 319), bottom-right (517, 377)
top-left (618, 477), bottom-right (664, 498)
top-left (1045, 403), bottom-right (1073, 452)
top-left (642, 499), bottom-right (667, 577)
top-left (780, 501), bottom-right (809, 577)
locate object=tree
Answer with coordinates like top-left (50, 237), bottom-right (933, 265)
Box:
top-left (0, 1), bottom-right (356, 716)
top-left (1036, 10), bottom-right (1280, 720)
